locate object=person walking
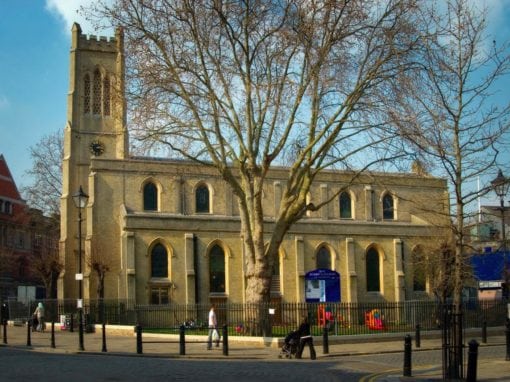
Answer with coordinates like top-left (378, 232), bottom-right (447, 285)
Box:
top-left (207, 305), bottom-right (218, 350)
top-left (33, 302), bottom-right (45, 332)
top-left (295, 316), bottom-right (316, 359)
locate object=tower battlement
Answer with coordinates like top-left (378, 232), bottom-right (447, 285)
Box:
top-left (72, 23), bottom-right (122, 53)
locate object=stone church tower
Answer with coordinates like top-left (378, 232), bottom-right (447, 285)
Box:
top-left (58, 23), bottom-right (127, 300)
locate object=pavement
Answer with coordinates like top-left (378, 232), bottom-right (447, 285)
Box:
top-left (1, 322), bottom-right (510, 381)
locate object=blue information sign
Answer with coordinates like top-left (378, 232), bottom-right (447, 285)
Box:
top-left (305, 269), bottom-right (340, 302)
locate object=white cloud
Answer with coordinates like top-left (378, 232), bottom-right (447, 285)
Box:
top-left (45, 0), bottom-right (104, 35)
top-left (473, 0), bottom-right (510, 37)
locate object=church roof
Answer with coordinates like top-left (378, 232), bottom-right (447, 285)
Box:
top-left (0, 154), bottom-right (23, 200)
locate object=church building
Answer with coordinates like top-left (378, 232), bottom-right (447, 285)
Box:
top-left (59, 24), bottom-right (449, 306)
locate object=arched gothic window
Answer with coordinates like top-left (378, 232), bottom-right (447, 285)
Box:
top-left (143, 182), bottom-right (158, 211)
top-left (196, 184), bottom-right (210, 213)
top-left (103, 75), bottom-right (110, 116)
top-left (366, 247), bottom-right (380, 292)
top-left (209, 245), bottom-right (225, 293)
top-left (84, 69), bottom-right (111, 116)
top-left (83, 74), bottom-right (91, 113)
top-left (93, 69), bottom-right (102, 115)
top-left (339, 192), bottom-right (352, 219)
top-left (316, 246), bottom-right (331, 270)
top-left (383, 194), bottom-right (394, 220)
top-left (151, 243), bottom-right (168, 278)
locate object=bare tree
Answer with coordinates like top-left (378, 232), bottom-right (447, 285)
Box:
top-left (21, 130), bottom-right (63, 217)
top-left (85, 0), bottom-right (425, 309)
top-left (28, 213), bottom-right (62, 299)
top-left (87, 239), bottom-right (111, 300)
top-left (389, 0), bottom-right (510, 376)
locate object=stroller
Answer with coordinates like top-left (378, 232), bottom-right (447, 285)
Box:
top-left (31, 314), bottom-right (38, 332)
top-left (278, 330), bottom-right (300, 359)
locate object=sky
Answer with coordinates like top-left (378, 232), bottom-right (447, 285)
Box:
top-left (0, 0), bottom-right (510, 207)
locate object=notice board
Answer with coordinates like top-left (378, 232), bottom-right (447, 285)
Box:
top-left (305, 269), bottom-right (340, 302)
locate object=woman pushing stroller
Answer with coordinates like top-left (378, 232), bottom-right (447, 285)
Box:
top-left (280, 316), bottom-right (316, 359)
top-left (295, 316), bottom-right (316, 360)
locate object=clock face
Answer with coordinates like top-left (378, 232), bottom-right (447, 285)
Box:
top-left (89, 140), bottom-right (105, 156)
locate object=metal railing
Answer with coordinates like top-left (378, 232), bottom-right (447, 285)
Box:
top-left (4, 298), bottom-right (508, 337)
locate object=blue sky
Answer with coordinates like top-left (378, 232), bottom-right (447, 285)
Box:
top-left (0, 0), bottom-right (509, 207)
top-left (0, 0), bottom-right (98, 190)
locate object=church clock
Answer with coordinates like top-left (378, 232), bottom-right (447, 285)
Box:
top-left (89, 140), bottom-right (105, 156)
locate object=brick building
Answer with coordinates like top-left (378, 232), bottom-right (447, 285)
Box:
top-left (0, 154), bottom-right (59, 300)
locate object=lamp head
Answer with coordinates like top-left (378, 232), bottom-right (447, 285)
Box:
top-left (72, 186), bottom-right (89, 209)
top-left (491, 169), bottom-right (509, 199)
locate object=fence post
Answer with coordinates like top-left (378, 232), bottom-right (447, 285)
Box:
top-left (70, 314), bottom-right (74, 333)
top-left (403, 334), bottom-right (412, 377)
top-left (482, 320), bottom-right (487, 344)
top-left (222, 325), bottom-right (228, 356)
top-left (26, 320), bottom-right (31, 346)
top-left (102, 322), bottom-right (107, 352)
top-left (323, 322), bottom-right (329, 354)
top-left (415, 324), bottom-right (421, 348)
top-left (136, 324), bottom-right (143, 354)
top-left (51, 322), bottom-right (55, 348)
top-left (179, 325), bottom-right (185, 355)
top-left (466, 339), bottom-right (479, 382)
top-left (2, 320), bottom-right (7, 344)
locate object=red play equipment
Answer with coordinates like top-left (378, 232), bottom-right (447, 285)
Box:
top-left (365, 309), bottom-right (385, 330)
top-left (317, 305), bottom-right (334, 327)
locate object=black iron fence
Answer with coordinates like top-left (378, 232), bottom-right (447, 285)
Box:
top-left (5, 298), bottom-right (508, 337)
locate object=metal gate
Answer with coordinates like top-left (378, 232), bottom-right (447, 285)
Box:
top-left (441, 304), bottom-right (464, 380)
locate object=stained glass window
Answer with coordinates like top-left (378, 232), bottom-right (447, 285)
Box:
top-left (383, 194), bottom-right (394, 220)
top-left (151, 243), bottom-right (168, 278)
top-left (196, 185), bottom-right (210, 213)
top-left (340, 192), bottom-right (352, 219)
top-left (209, 245), bottom-right (225, 293)
top-left (316, 246), bottom-right (331, 269)
top-left (144, 182), bottom-right (158, 211)
top-left (366, 248), bottom-right (380, 292)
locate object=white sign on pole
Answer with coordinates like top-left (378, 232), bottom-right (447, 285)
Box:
top-left (77, 299), bottom-right (83, 309)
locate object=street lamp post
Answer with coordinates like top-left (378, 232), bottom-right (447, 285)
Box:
top-left (72, 186), bottom-right (89, 351)
top-left (491, 169), bottom-right (509, 297)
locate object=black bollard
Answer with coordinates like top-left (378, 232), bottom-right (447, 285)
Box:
top-left (3, 320), bottom-right (7, 344)
top-left (179, 325), bottom-right (185, 355)
top-left (70, 314), bottom-right (74, 333)
top-left (415, 324), bottom-right (421, 348)
top-left (222, 325), bottom-right (228, 356)
top-left (102, 322), bottom-right (107, 352)
top-left (51, 322), bottom-right (55, 348)
top-left (26, 320), bottom-right (32, 346)
top-left (323, 322), bottom-right (329, 354)
top-left (466, 339), bottom-right (479, 382)
top-left (482, 320), bottom-right (487, 344)
top-left (404, 334), bottom-right (412, 377)
top-left (136, 324), bottom-right (143, 354)
top-left (506, 318), bottom-right (510, 361)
